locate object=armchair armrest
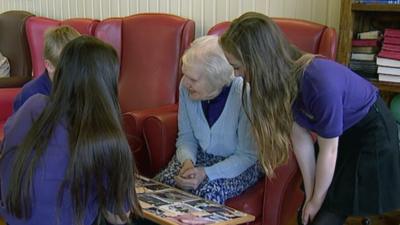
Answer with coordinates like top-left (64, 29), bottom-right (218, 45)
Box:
top-left (0, 88), bottom-right (19, 121)
top-left (225, 178), bottom-right (265, 222)
top-left (143, 110), bottom-right (178, 177)
top-left (122, 104), bottom-right (178, 176)
top-left (319, 27), bottom-right (337, 60)
top-left (262, 151), bottom-right (304, 225)
top-left (0, 88), bottom-right (20, 139)
top-left (0, 76), bottom-right (31, 88)
top-left (122, 104), bottom-right (178, 138)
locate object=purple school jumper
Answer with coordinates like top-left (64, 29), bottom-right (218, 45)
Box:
top-left (13, 70), bottom-right (52, 112)
top-left (293, 58), bottom-right (378, 138)
top-left (0, 94), bottom-right (99, 225)
top-left (293, 58), bottom-right (400, 216)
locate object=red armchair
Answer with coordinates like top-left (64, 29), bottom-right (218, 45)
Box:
top-left (207, 18), bottom-right (337, 59)
top-left (0, 11), bottom-right (34, 139)
top-left (4, 13), bottom-right (194, 175)
top-left (0, 11), bottom-right (34, 87)
top-left (25, 16), bottom-right (99, 78)
top-left (0, 16), bottom-right (99, 140)
top-left (142, 18), bottom-right (337, 225)
top-left (95, 13), bottom-right (195, 175)
top-left (0, 88), bottom-right (21, 139)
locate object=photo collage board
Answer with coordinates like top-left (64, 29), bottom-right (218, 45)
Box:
top-left (135, 176), bottom-right (254, 225)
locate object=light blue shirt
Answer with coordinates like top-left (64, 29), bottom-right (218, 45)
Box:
top-left (176, 77), bottom-right (258, 181)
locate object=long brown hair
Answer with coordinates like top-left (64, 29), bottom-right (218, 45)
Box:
top-left (220, 12), bottom-right (314, 177)
top-left (5, 36), bottom-right (141, 224)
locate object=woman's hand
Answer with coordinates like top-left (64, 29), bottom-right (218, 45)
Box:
top-left (179, 159), bottom-right (194, 177)
top-left (175, 167), bottom-right (206, 190)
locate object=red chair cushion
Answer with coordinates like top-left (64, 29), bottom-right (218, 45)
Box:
top-left (0, 88), bottom-right (20, 140)
top-left (226, 179), bottom-right (265, 224)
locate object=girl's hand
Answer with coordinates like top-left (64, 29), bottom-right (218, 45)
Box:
top-left (302, 197), bottom-right (323, 225)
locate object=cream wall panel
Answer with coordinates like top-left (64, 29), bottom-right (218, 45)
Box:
top-left (327, 0), bottom-right (341, 29)
top-left (295, 0), bottom-right (312, 20)
top-left (137, 0), bottom-right (148, 13)
top-left (0, 0), bottom-right (340, 36)
top-left (170, 0), bottom-right (182, 16)
top-left (157, 0), bottom-right (163, 12)
top-left (90, 0), bottom-right (100, 19)
top-left (312, 0), bottom-right (327, 23)
top-left (215, 0), bottom-right (227, 22)
top-left (148, 0), bottom-right (158, 12)
top-left (179, 0), bottom-right (192, 20)
top-left (104, 0), bottom-right (116, 18)
top-left (98, 0), bottom-right (107, 18)
top-left (242, 0), bottom-right (256, 12)
top-left (256, 0), bottom-right (269, 16)
top-left (283, 0), bottom-right (296, 18)
top-left (75, 0), bottom-right (85, 18)
top-left (190, 0), bottom-right (203, 36)
top-left (228, 0), bottom-right (240, 20)
top-left (203, 0), bottom-right (215, 35)
top-left (269, 0), bottom-right (284, 17)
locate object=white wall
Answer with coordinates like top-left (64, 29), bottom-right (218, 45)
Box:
top-left (0, 0), bottom-right (340, 37)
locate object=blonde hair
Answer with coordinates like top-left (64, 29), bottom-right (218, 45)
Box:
top-left (220, 12), bottom-right (314, 177)
top-left (182, 35), bottom-right (233, 90)
top-left (43, 26), bottom-right (80, 66)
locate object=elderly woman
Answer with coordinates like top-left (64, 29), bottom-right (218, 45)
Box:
top-left (154, 35), bottom-right (263, 204)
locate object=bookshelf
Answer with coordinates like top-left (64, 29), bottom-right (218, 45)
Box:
top-left (337, 0), bottom-right (400, 95)
top-left (352, 3), bottom-right (400, 11)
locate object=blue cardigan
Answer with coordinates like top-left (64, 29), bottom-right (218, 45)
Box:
top-left (176, 77), bottom-right (258, 181)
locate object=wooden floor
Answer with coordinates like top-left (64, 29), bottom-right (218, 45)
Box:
top-left (345, 210), bottom-right (400, 225)
top-left (287, 210), bottom-right (400, 225)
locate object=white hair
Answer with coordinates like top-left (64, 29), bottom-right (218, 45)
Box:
top-left (182, 35), bottom-right (234, 90)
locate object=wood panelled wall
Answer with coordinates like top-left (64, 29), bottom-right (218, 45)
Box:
top-left (0, 0), bottom-right (340, 37)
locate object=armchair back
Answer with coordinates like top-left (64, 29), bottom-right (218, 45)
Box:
top-left (207, 18), bottom-right (337, 60)
top-left (95, 13), bottom-right (195, 175)
top-left (0, 11), bottom-right (34, 140)
top-left (25, 16), bottom-right (99, 78)
top-left (96, 13), bottom-right (195, 112)
top-left (0, 11), bottom-right (34, 88)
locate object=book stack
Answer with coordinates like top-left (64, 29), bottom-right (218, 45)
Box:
top-left (377, 28), bottom-right (400, 83)
top-left (355, 0), bottom-right (400, 3)
top-left (350, 30), bottom-right (381, 79)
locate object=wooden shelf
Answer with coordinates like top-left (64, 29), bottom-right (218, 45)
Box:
top-left (370, 79), bottom-right (400, 93)
top-left (338, 0), bottom-right (400, 95)
top-left (352, 3), bottom-right (400, 12)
